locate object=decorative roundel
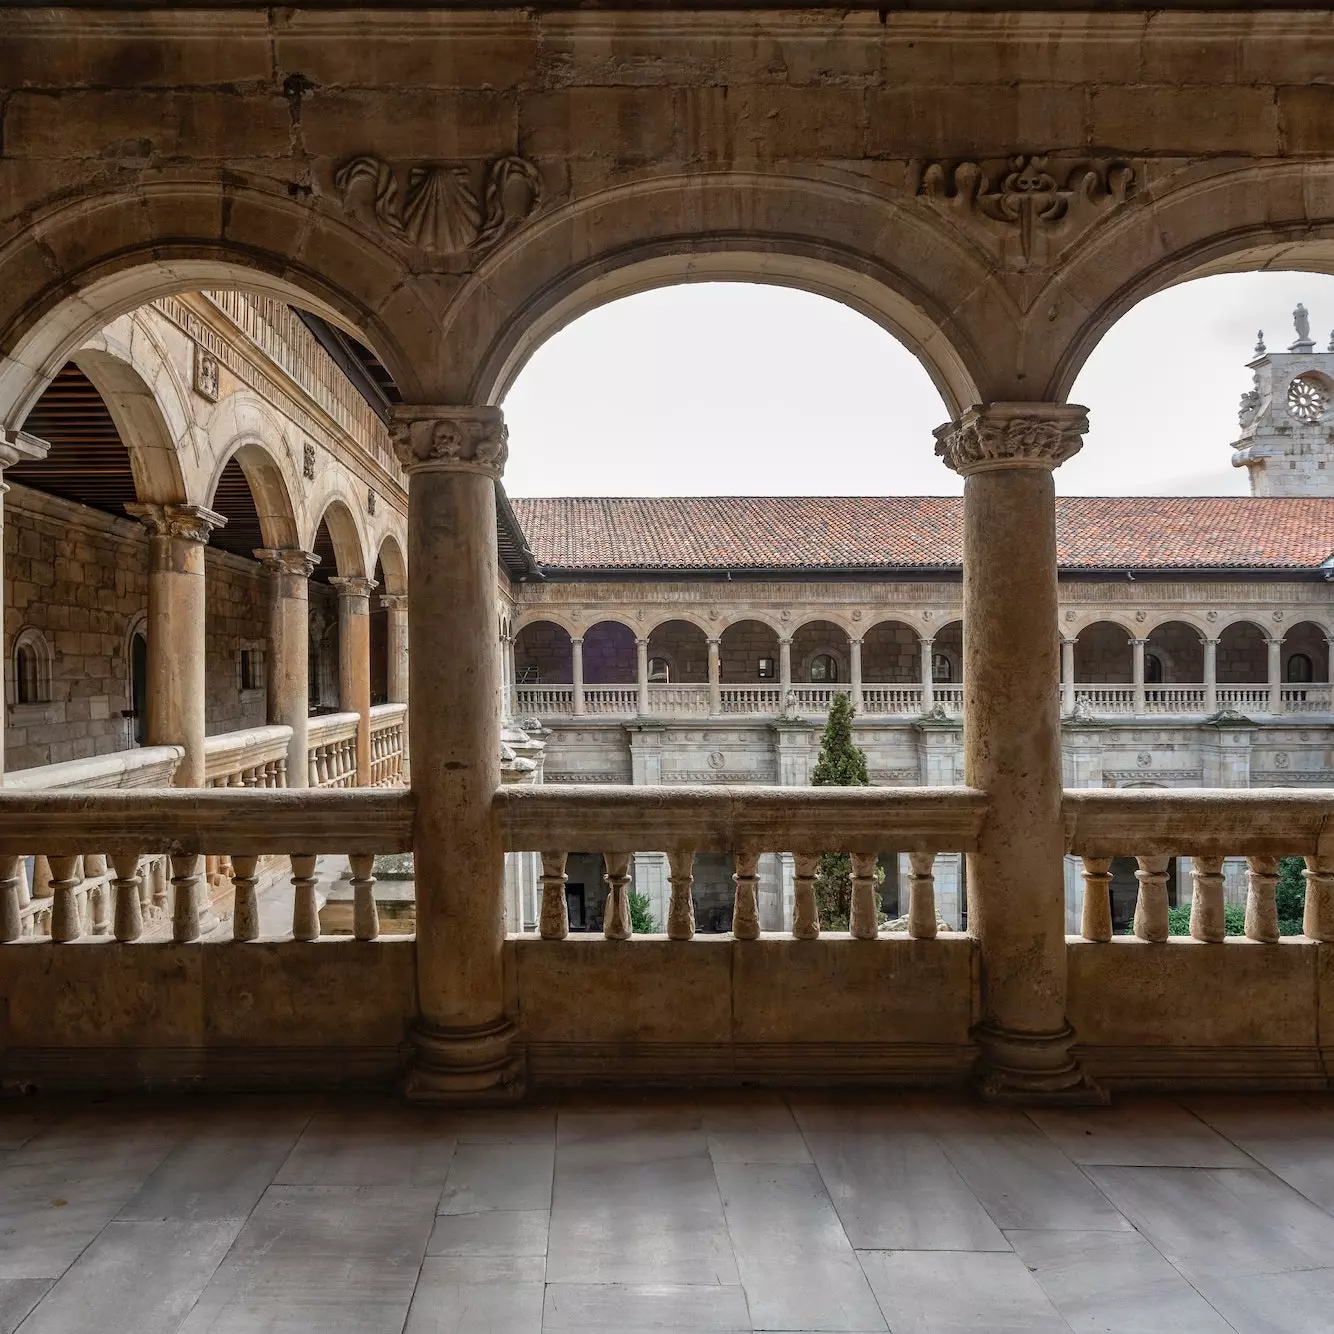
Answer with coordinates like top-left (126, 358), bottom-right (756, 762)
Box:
top-left (1287, 374), bottom-right (1329, 423)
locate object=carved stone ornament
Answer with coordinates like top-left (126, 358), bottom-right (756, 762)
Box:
top-left (254, 548), bottom-right (319, 579)
top-left (367, 488), bottom-right (377, 516)
top-left (390, 406), bottom-right (509, 479)
top-left (125, 503), bottom-right (226, 545)
top-left (192, 344), bottom-right (220, 402)
top-left (334, 155), bottom-right (542, 259)
top-left (330, 575), bottom-right (380, 602)
top-left (303, 442), bottom-right (316, 481)
top-left (933, 402), bottom-right (1088, 476)
top-left (915, 155), bottom-right (1135, 269)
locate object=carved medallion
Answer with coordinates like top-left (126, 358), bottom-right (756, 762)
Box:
top-left (193, 344), bottom-right (219, 402)
top-left (707, 750), bottom-right (726, 770)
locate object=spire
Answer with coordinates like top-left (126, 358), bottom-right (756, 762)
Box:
top-left (1290, 302), bottom-right (1315, 352)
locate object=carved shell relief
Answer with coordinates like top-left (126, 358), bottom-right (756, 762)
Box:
top-left (913, 155), bottom-right (1136, 269)
top-left (334, 155), bottom-right (543, 260)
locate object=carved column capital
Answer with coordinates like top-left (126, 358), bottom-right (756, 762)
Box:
top-left (933, 402), bottom-right (1088, 477)
top-left (254, 547), bottom-right (320, 579)
top-left (330, 575), bottom-right (380, 602)
top-left (379, 593), bottom-right (408, 612)
top-left (126, 503), bottom-right (226, 544)
top-left (390, 405), bottom-right (508, 480)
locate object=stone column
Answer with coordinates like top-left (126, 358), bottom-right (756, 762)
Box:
top-left (126, 503), bottom-right (226, 788)
top-left (934, 401), bottom-right (1097, 1101)
top-left (1204, 636), bottom-right (1219, 714)
top-left (0, 431), bottom-right (48, 782)
top-left (1267, 635), bottom-right (1284, 714)
top-left (778, 635), bottom-right (792, 703)
top-left (382, 594), bottom-right (409, 705)
top-left (1131, 637), bottom-right (1147, 715)
top-left (571, 636), bottom-right (585, 716)
top-left (330, 575), bottom-right (378, 785)
top-left (636, 636), bottom-right (650, 716)
top-left (849, 637), bottom-right (863, 713)
top-left (1060, 637), bottom-right (1076, 715)
top-left (707, 637), bottom-right (722, 716)
top-left (255, 548), bottom-right (318, 788)
top-left (919, 635), bottom-right (935, 712)
top-left (392, 404), bottom-right (519, 1101)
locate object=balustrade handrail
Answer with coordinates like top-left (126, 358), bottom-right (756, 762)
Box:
top-left (495, 783), bottom-right (987, 853)
top-left (0, 789), bottom-right (414, 856)
top-left (307, 711), bottom-right (360, 744)
top-left (204, 725), bottom-right (292, 784)
top-left (5, 746), bottom-right (184, 790)
top-left (369, 702), bottom-right (408, 723)
top-left (1064, 787), bottom-right (1334, 859)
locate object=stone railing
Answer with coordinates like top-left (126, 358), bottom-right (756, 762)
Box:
top-left (581, 685), bottom-right (640, 716)
top-left (647, 683), bottom-right (710, 716)
top-left (5, 746), bottom-right (183, 790)
top-left (495, 784), bottom-right (986, 940)
top-left (307, 712), bottom-right (360, 788)
top-left (514, 684), bottom-right (575, 716)
top-left (0, 789), bottom-right (412, 946)
top-left (719, 684), bottom-right (785, 714)
top-left (369, 703), bottom-right (407, 785)
top-left (204, 725), bottom-right (291, 788)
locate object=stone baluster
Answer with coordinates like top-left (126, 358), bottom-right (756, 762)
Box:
top-left (230, 855), bottom-right (260, 941)
top-left (1132, 856), bottom-right (1171, 942)
top-left (152, 857), bottom-right (169, 912)
top-left (666, 848), bottom-right (696, 940)
top-left (1245, 855), bottom-right (1279, 942)
top-left (1203, 637), bottom-right (1219, 714)
top-left (16, 858), bottom-right (30, 911)
top-left (137, 859), bottom-right (153, 913)
top-left (0, 855), bottom-right (22, 942)
top-left (602, 851), bottom-right (632, 940)
top-left (849, 851), bottom-right (879, 939)
top-left (49, 855), bottom-right (82, 942)
top-left (1267, 636), bottom-right (1283, 714)
top-left (350, 853), bottom-right (378, 941)
top-left (308, 747), bottom-right (320, 787)
top-left (171, 854), bottom-right (202, 942)
top-left (111, 854), bottom-right (143, 942)
top-left (1079, 857), bottom-right (1113, 942)
top-left (1304, 855), bottom-right (1334, 941)
top-left (539, 851), bottom-right (569, 940)
top-left (792, 852), bottom-right (820, 939)
top-left (732, 850), bottom-right (761, 940)
top-left (276, 757), bottom-right (288, 787)
top-left (907, 852), bottom-right (939, 939)
top-left (88, 878), bottom-right (110, 936)
top-left (1189, 855), bottom-right (1226, 942)
top-left (291, 854), bottom-right (319, 941)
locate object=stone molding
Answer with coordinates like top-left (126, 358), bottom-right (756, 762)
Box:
top-left (391, 406), bottom-right (509, 480)
top-left (0, 429), bottom-right (50, 472)
top-left (933, 402), bottom-right (1088, 476)
top-left (330, 575), bottom-right (380, 603)
top-left (254, 548), bottom-right (320, 579)
top-left (125, 503), bottom-right (226, 545)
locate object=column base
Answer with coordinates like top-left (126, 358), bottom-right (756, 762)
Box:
top-left (402, 1016), bottom-right (526, 1105)
top-left (972, 1021), bottom-right (1108, 1105)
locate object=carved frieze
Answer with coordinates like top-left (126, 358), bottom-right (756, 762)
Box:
top-left (334, 155), bottom-right (542, 260)
top-left (933, 402), bottom-right (1088, 476)
top-left (913, 155), bottom-right (1135, 269)
top-left (391, 406), bottom-right (509, 479)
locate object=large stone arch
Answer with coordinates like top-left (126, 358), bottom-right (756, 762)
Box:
top-left (445, 172), bottom-right (1012, 414)
top-left (0, 176), bottom-right (436, 432)
top-left (1042, 160), bottom-right (1334, 402)
top-left (308, 497), bottom-right (369, 581)
top-left (375, 533), bottom-right (408, 597)
top-left (206, 433), bottom-right (302, 553)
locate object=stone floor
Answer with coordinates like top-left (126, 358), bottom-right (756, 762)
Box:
top-left (3, 1091), bottom-right (1334, 1332)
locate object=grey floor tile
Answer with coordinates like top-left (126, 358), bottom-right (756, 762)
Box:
top-left (786, 1092), bottom-right (930, 1138)
top-left (1028, 1098), bottom-right (1253, 1168)
top-left (17, 1219), bottom-right (241, 1334)
top-left (1087, 1164), bottom-right (1334, 1280)
top-left (806, 1131), bottom-right (1009, 1251)
top-left (702, 1093), bottom-right (811, 1165)
top-left (434, 1105), bottom-right (557, 1144)
top-left (416, 1255), bottom-right (546, 1283)
top-left (438, 1142), bottom-right (554, 1215)
top-left (1187, 1266), bottom-right (1334, 1333)
top-left (426, 1210), bottom-right (550, 1258)
top-left (1006, 1228), bottom-right (1234, 1333)
top-left (858, 1250), bottom-right (1069, 1333)
top-left (276, 1103), bottom-right (457, 1186)
top-left (0, 1278), bottom-right (51, 1334)
top-left (714, 1163), bottom-right (885, 1332)
top-left (543, 1282), bottom-right (752, 1331)
top-left (405, 1260), bottom-right (544, 1333)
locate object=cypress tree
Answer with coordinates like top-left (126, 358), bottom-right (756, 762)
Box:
top-left (811, 693), bottom-right (870, 929)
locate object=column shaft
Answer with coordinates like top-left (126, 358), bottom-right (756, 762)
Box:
top-left (256, 549), bottom-right (317, 788)
top-left (707, 638), bottom-right (721, 716)
top-left (1060, 637), bottom-right (1075, 715)
top-left (1131, 637), bottom-right (1147, 715)
top-left (1268, 636), bottom-right (1284, 714)
top-left (571, 637), bottom-right (585, 715)
top-left (636, 636), bottom-right (650, 716)
top-left (384, 596), bottom-right (409, 704)
top-left (332, 576), bottom-right (377, 784)
top-left (779, 636), bottom-right (792, 703)
top-left (1204, 637), bottom-right (1218, 714)
top-left (849, 637), bottom-right (863, 713)
top-left (920, 635), bottom-right (935, 712)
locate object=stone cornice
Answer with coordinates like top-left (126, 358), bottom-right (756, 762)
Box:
top-left (934, 402), bottom-right (1088, 476)
top-left (391, 406), bottom-right (509, 480)
top-left (125, 503), bottom-right (226, 545)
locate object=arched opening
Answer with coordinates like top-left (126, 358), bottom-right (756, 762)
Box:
top-left (720, 620), bottom-right (780, 683)
top-left (863, 620), bottom-right (922, 683)
top-left (645, 620), bottom-right (708, 685)
top-left (931, 621), bottom-right (964, 687)
top-left (515, 621), bottom-right (574, 686)
top-left (1284, 621), bottom-right (1329, 685)
top-left (1217, 621), bottom-right (1269, 684)
top-left (370, 553), bottom-right (389, 706)
top-left (130, 630), bottom-right (148, 745)
top-left (1074, 622), bottom-right (1133, 684)
top-left (792, 621), bottom-right (849, 685)
top-left (306, 507), bottom-right (366, 715)
top-left (1145, 622), bottom-right (1205, 685)
top-left (583, 620), bottom-right (636, 685)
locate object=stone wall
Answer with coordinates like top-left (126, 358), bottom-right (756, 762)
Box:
top-left (720, 619), bottom-right (780, 682)
top-left (646, 619), bottom-right (707, 682)
top-left (583, 619), bottom-right (635, 684)
top-left (515, 619), bottom-right (574, 684)
top-left (863, 620), bottom-right (919, 683)
top-left (204, 549), bottom-right (270, 737)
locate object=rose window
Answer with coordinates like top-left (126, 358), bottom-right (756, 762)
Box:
top-left (1287, 374), bottom-right (1329, 423)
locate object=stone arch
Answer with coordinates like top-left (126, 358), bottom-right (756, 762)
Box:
top-left (645, 618), bottom-right (709, 685)
top-left (1282, 619), bottom-right (1329, 683)
top-left (643, 610), bottom-right (715, 640)
top-left (791, 619), bottom-right (850, 684)
top-left (514, 619), bottom-right (574, 686)
top-left (0, 176), bottom-right (431, 434)
top-left (308, 497), bottom-right (369, 580)
top-left (571, 613), bottom-right (639, 640)
top-left (791, 611), bottom-right (858, 639)
top-left (1044, 161), bottom-right (1334, 402)
top-left (1144, 620), bottom-right (1204, 684)
top-left (376, 534), bottom-right (408, 597)
top-left (1216, 619), bottom-right (1271, 685)
top-left (1074, 620), bottom-right (1133, 684)
top-left (862, 618), bottom-right (923, 684)
top-left (719, 608), bottom-right (786, 637)
top-left (206, 435), bottom-right (301, 553)
top-left (930, 619), bottom-right (964, 685)
top-left (453, 173), bottom-right (1009, 413)
top-left (512, 608), bottom-right (581, 639)
top-left (720, 618), bottom-right (781, 684)
top-left (582, 619), bottom-right (637, 685)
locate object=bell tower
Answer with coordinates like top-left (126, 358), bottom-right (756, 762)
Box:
top-left (1231, 303), bottom-right (1334, 496)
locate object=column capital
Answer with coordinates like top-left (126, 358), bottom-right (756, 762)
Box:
top-left (635, 636), bottom-right (650, 647)
top-left (126, 502), bottom-right (226, 544)
top-left (379, 593), bottom-right (408, 612)
top-left (707, 636), bottom-right (722, 648)
top-left (390, 405), bottom-right (508, 480)
top-left (933, 402), bottom-right (1088, 477)
top-left (570, 635), bottom-right (584, 646)
top-left (1130, 636), bottom-right (1149, 646)
top-left (0, 428), bottom-right (49, 471)
top-left (1060, 635), bottom-right (1077, 646)
top-left (330, 575), bottom-right (379, 601)
top-left (254, 547), bottom-right (319, 578)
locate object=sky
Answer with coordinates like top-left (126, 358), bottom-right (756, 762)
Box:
top-left (501, 272), bottom-right (1334, 499)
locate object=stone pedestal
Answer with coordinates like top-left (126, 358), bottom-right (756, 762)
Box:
top-left (394, 404), bottom-right (520, 1102)
top-left (331, 575), bottom-right (377, 785)
top-left (935, 402), bottom-right (1102, 1103)
top-left (126, 503), bottom-right (225, 789)
top-left (256, 548), bottom-right (318, 787)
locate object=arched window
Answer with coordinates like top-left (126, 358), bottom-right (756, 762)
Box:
top-left (11, 627), bottom-right (52, 708)
top-left (931, 653), bottom-right (953, 683)
top-left (810, 653), bottom-right (839, 683)
top-left (1287, 652), bottom-right (1314, 683)
top-left (648, 657), bottom-right (670, 683)
top-left (130, 631), bottom-right (148, 744)
top-left (1145, 653), bottom-right (1164, 684)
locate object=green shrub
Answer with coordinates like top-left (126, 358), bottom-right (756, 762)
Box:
top-left (628, 890), bottom-right (659, 934)
top-left (811, 693), bottom-right (871, 930)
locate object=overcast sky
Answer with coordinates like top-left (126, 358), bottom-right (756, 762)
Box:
top-left (501, 271), bottom-right (1334, 499)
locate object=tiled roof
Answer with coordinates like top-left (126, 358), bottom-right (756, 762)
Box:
top-left (509, 496), bottom-right (1334, 572)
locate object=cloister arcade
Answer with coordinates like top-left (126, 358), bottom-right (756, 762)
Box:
top-left (4, 7), bottom-right (1334, 1125)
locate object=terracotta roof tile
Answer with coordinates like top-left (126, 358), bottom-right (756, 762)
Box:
top-left (509, 496), bottom-right (1334, 572)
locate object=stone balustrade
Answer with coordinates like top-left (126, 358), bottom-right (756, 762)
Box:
top-left (204, 725), bottom-right (291, 788)
top-left (368, 703), bottom-right (407, 786)
top-left (5, 746), bottom-right (184, 790)
top-left (306, 712), bottom-right (360, 788)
